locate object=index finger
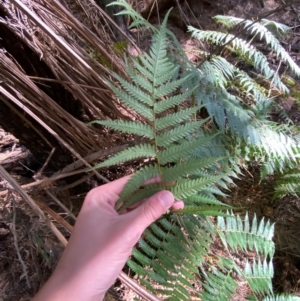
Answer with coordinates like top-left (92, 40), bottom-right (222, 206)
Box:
top-left (97, 174), bottom-right (132, 195)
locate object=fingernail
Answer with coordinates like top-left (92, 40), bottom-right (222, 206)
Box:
top-left (158, 191), bottom-right (174, 209)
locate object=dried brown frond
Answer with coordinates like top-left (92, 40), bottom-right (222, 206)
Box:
top-left (0, 0), bottom-right (140, 163)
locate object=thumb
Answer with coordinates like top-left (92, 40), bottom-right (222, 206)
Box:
top-left (129, 190), bottom-right (174, 231)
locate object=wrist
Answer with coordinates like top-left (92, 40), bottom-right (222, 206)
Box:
top-left (32, 267), bottom-right (106, 301)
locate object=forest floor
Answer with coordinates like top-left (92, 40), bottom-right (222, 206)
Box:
top-left (1, 0), bottom-right (300, 300)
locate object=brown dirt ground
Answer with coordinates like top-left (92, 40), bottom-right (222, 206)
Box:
top-left (1, 0), bottom-right (300, 300)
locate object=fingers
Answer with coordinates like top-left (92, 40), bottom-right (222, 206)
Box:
top-left (98, 175), bottom-right (132, 195)
top-left (128, 190), bottom-right (175, 231)
top-left (170, 201), bottom-right (184, 211)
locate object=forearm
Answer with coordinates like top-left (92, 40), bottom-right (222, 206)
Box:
top-left (32, 268), bottom-right (105, 301)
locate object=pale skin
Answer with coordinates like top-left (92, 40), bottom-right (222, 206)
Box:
top-left (32, 175), bottom-right (184, 301)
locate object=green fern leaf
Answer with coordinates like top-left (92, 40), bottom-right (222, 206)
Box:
top-left (156, 105), bottom-right (201, 130)
top-left (117, 164), bottom-right (160, 206)
top-left (162, 157), bottom-right (224, 182)
top-left (175, 205), bottom-right (232, 215)
top-left (244, 259), bottom-right (273, 295)
top-left (92, 144), bottom-right (156, 169)
top-left (186, 194), bottom-right (230, 206)
top-left (158, 133), bottom-right (219, 164)
top-left (262, 296), bottom-right (300, 301)
top-left (156, 119), bottom-right (209, 147)
top-left (170, 176), bottom-right (223, 199)
top-left (118, 184), bottom-right (163, 211)
top-left (154, 89), bottom-right (194, 114)
top-left (217, 212), bottom-right (275, 257)
top-left (113, 72), bottom-right (153, 106)
top-left (90, 120), bottom-right (154, 138)
top-left (108, 83), bottom-right (154, 121)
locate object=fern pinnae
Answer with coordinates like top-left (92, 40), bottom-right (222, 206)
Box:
top-left (109, 84), bottom-right (154, 121)
top-left (215, 15), bottom-right (300, 77)
top-left (154, 89), bottom-right (194, 113)
top-left (158, 133), bottom-right (219, 164)
top-left (92, 144), bottom-right (156, 169)
top-left (118, 184), bottom-right (163, 211)
top-left (175, 205), bottom-right (233, 216)
top-left (127, 63), bottom-right (152, 91)
top-left (153, 75), bottom-right (191, 98)
top-left (187, 194), bottom-right (230, 206)
top-left (116, 164), bottom-right (160, 206)
top-left (90, 120), bottom-right (154, 138)
top-left (170, 175), bottom-right (224, 199)
top-left (244, 259), bottom-right (273, 295)
top-left (113, 72), bottom-right (153, 106)
top-left (156, 105), bottom-right (200, 130)
top-left (156, 118), bottom-right (209, 147)
top-left (161, 157), bottom-right (225, 183)
top-left (155, 65), bottom-right (181, 87)
top-left (132, 59), bottom-right (154, 81)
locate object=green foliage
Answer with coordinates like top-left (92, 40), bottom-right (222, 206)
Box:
top-left (92, 12), bottom-right (232, 214)
top-left (90, 7), bottom-right (300, 301)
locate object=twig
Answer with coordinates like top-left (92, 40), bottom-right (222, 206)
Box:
top-left (45, 189), bottom-right (77, 221)
top-left (12, 194), bottom-right (31, 288)
top-left (34, 198), bottom-right (73, 233)
top-left (0, 165), bottom-right (67, 246)
top-left (27, 77), bottom-right (109, 92)
top-left (0, 142), bottom-right (135, 197)
top-left (119, 272), bottom-right (160, 301)
top-left (52, 142), bottom-right (134, 176)
top-left (54, 173), bottom-right (94, 192)
top-left (38, 148), bottom-right (55, 175)
top-left (0, 86), bottom-right (103, 182)
top-left (279, 0), bottom-right (300, 22)
top-left (0, 168), bottom-right (89, 196)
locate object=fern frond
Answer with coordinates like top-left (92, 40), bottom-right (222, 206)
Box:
top-left (262, 295), bottom-right (300, 301)
top-left (170, 176), bottom-right (223, 199)
top-left (217, 212), bottom-right (275, 257)
top-left (189, 26), bottom-right (288, 92)
top-left (154, 89), bottom-right (194, 113)
top-left (200, 257), bottom-right (238, 301)
top-left (92, 144), bottom-right (156, 169)
top-left (162, 157), bottom-right (224, 182)
top-left (117, 165), bottom-right (160, 206)
top-left (187, 194), bottom-right (230, 206)
top-left (108, 83), bottom-right (154, 121)
top-left (90, 120), bottom-right (154, 138)
top-left (109, 0), bottom-right (156, 31)
top-left (88, 13), bottom-right (300, 301)
top-left (213, 15), bottom-right (300, 77)
top-left (244, 259), bottom-right (273, 295)
top-left (156, 119), bottom-right (208, 147)
top-left (156, 105), bottom-right (201, 130)
top-left (158, 133), bottom-right (220, 164)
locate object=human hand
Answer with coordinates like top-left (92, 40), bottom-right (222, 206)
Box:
top-left (32, 175), bottom-right (184, 301)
